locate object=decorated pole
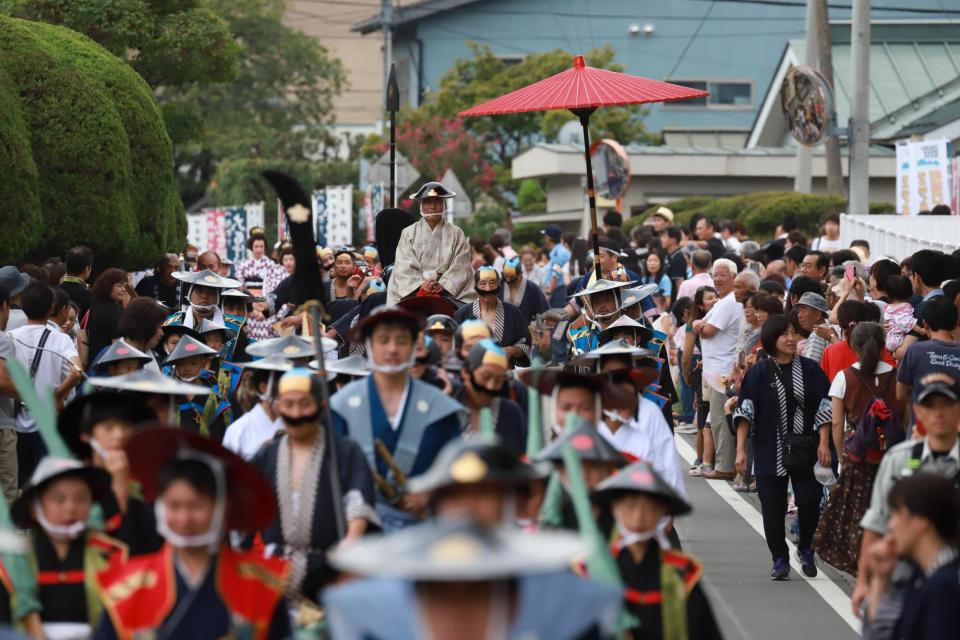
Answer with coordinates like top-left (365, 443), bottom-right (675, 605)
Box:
top-left (387, 63), bottom-right (399, 207)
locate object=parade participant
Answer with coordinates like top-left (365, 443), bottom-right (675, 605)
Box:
top-left (158, 323), bottom-right (200, 361)
top-left (518, 368), bottom-right (631, 438)
top-left (452, 318), bottom-right (491, 362)
top-left (88, 369), bottom-right (211, 426)
top-left (534, 421), bottom-right (628, 532)
top-left (57, 392), bottom-right (161, 556)
top-left (90, 339), bottom-right (152, 377)
top-left (455, 340), bottom-right (525, 456)
top-left (566, 279), bottom-right (634, 355)
top-left (247, 333), bottom-right (336, 367)
top-left (617, 284), bottom-right (659, 322)
top-left (236, 227), bottom-right (285, 295)
top-left (330, 305), bottom-right (462, 531)
top-left (411, 334), bottom-right (452, 394)
top-left (530, 309), bottom-right (565, 366)
top-left (500, 255), bottom-right (548, 325)
top-left (406, 437), bottom-right (548, 526)
top-left (166, 269), bottom-right (240, 329)
top-left (220, 288), bottom-right (253, 322)
top-left (733, 315), bottom-right (832, 580)
top-left (220, 355), bottom-right (290, 460)
top-left (94, 428), bottom-right (291, 639)
top-left (592, 461), bottom-right (722, 640)
top-left (252, 368), bottom-right (377, 598)
top-left (12, 457), bottom-right (126, 636)
top-left (363, 245), bottom-right (382, 277)
top-left (325, 519), bottom-right (620, 640)
top-left (197, 318), bottom-right (234, 359)
top-left (454, 267), bottom-right (529, 362)
top-left (161, 335), bottom-right (230, 439)
top-left (387, 182), bottom-right (474, 305)
top-left (424, 314), bottom-right (458, 368)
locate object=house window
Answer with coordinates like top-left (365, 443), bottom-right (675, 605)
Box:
top-left (667, 80), bottom-right (753, 109)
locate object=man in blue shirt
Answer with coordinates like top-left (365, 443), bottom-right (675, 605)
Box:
top-left (542, 224), bottom-right (570, 308)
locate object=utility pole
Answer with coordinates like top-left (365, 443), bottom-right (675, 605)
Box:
top-left (381, 0), bottom-right (392, 115)
top-left (848, 0), bottom-right (871, 215)
top-left (794, 0), bottom-right (817, 193)
top-left (816, 0), bottom-right (845, 195)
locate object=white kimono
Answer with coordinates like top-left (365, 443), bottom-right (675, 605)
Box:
top-left (599, 397), bottom-right (687, 499)
top-left (386, 218), bottom-right (475, 305)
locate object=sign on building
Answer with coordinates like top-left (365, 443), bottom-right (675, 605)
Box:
top-left (896, 139), bottom-right (954, 215)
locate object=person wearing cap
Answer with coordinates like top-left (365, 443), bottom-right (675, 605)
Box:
top-left (649, 206), bottom-right (674, 234)
top-left (88, 369), bottom-right (211, 427)
top-left (93, 428), bottom-right (292, 639)
top-left (387, 181), bottom-right (474, 306)
top-left (164, 269), bottom-right (238, 329)
top-left (221, 357), bottom-right (288, 460)
top-left (851, 371), bottom-right (960, 624)
top-left (159, 322), bottom-right (201, 361)
top-left (324, 519), bottom-right (621, 640)
top-left (454, 268), bottom-right (529, 363)
top-left (794, 291), bottom-right (834, 363)
top-left (0, 265), bottom-right (31, 332)
top-left (500, 255), bottom-right (549, 326)
top-left (330, 306), bottom-right (462, 530)
top-left (519, 368), bottom-right (619, 440)
top-left (411, 334), bottom-right (453, 394)
top-left (591, 461), bottom-right (721, 640)
top-left (566, 278), bottom-right (633, 355)
top-left (57, 392), bottom-right (162, 556)
top-left (541, 223), bottom-right (571, 308)
top-left (424, 314), bottom-right (458, 368)
top-left (455, 340), bottom-right (525, 456)
top-left (90, 338), bottom-right (152, 377)
top-left (13, 456), bottom-right (127, 635)
top-left (570, 239), bottom-right (639, 299)
top-left (407, 437), bottom-right (548, 527)
top-left (236, 227), bottom-right (286, 296)
top-left (530, 309), bottom-right (566, 366)
top-left (161, 335), bottom-right (230, 439)
top-left (452, 318), bottom-right (491, 363)
top-left (363, 245), bottom-right (382, 277)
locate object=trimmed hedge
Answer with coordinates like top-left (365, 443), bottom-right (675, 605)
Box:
top-left (624, 192), bottom-right (896, 240)
top-left (0, 16), bottom-right (183, 267)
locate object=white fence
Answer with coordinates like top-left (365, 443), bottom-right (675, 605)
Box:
top-left (840, 214), bottom-right (959, 260)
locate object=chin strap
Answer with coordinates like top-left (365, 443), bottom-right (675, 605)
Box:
top-left (617, 516), bottom-right (672, 550)
top-left (364, 338), bottom-right (417, 374)
top-left (34, 498), bottom-right (86, 541)
top-left (154, 450), bottom-right (226, 552)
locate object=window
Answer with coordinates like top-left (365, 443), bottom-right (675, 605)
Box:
top-left (667, 80), bottom-right (753, 109)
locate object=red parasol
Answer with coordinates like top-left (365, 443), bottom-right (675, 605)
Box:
top-left (459, 55), bottom-right (708, 278)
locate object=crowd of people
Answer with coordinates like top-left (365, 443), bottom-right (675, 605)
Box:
top-left (0, 181), bottom-right (956, 639)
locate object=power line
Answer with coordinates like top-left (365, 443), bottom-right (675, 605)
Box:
top-left (698, 0), bottom-right (960, 16)
top-left (667, 0), bottom-right (717, 79)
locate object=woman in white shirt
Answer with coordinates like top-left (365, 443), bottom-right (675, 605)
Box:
top-left (811, 213), bottom-right (843, 253)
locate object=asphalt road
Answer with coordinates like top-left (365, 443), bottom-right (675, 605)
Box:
top-left (673, 432), bottom-right (862, 640)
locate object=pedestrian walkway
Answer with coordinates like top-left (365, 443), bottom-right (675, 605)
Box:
top-left (674, 434), bottom-right (861, 640)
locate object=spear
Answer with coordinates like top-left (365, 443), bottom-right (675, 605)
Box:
top-left (386, 62), bottom-right (399, 207)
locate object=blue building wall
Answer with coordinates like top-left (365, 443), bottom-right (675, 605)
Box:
top-left (388, 0), bottom-right (959, 135)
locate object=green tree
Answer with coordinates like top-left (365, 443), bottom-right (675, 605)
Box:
top-left (169, 0), bottom-right (346, 205)
top-left (420, 43), bottom-right (653, 167)
top-left (517, 179), bottom-right (546, 212)
top-left (0, 15), bottom-right (182, 265)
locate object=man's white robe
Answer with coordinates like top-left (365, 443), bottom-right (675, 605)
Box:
top-left (386, 218), bottom-right (475, 305)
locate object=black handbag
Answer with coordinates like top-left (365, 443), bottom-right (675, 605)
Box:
top-left (771, 362), bottom-right (816, 474)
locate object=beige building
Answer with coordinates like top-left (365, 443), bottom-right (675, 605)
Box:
top-left (285, 1), bottom-right (385, 145)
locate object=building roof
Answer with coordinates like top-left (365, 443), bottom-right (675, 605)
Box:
top-left (352, 0), bottom-right (481, 34)
top-left (750, 22), bottom-right (960, 146)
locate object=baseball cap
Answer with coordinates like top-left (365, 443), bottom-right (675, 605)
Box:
top-left (541, 224), bottom-right (563, 240)
top-left (915, 372), bottom-right (960, 404)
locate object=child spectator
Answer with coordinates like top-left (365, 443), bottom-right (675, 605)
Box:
top-left (882, 275), bottom-right (916, 352)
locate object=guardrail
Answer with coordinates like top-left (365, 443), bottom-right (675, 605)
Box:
top-left (840, 214), bottom-right (959, 260)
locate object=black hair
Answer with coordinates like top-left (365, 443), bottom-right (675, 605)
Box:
top-left (760, 314), bottom-right (791, 356)
top-left (723, 252), bottom-right (744, 274)
top-left (602, 210), bottom-right (623, 228)
top-left (850, 239), bottom-right (870, 252)
top-left (911, 250), bottom-right (946, 288)
top-left (923, 296), bottom-right (959, 333)
top-left (119, 298), bottom-right (170, 343)
top-left (692, 286), bottom-right (719, 321)
top-left (943, 279), bottom-right (960, 304)
top-left (861, 300), bottom-right (881, 323)
top-left (887, 473), bottom-right (960, 544)
top-left (930, 204), bottom-right (952, 216)
top-left (0, 284), bottom-right (7, 307)
top-left (750, 292), bottom-right (784, 317)
top-left (570, 238), bottom-right (589, 277)
top-left (51, 287), bottom-right (70, 317)
top-left (836, 299), bottom-right (867, 341)
top-left (785, 245), bottom-right (806, 266)
top-left (884, 275), bottom-right (913, 302)
top-left (661, 226), bottom-right (682, 244)
top-left (64, 245), bottom-right (93, 275)
top-left (20, 282), bottom-right (54, 320)
top-left (849, 322), bottom-right (884, 377)
top-left (788, 276), bottom-right (823, 308)
top-left (687, 214), bottom-right (704, 236)
top-left (247, 233), bottom-right (267, 251)
top-left (787, 230), bottom-right (808, 248)
top-left (823, 212), bottom-right (840, 225)
top-left (869, 260), bottom-right (901, 297)
top-left (670, 296), bottom-right (693, 323)
top-left (759, 279), bottom-right (786, 298)
top-left (156, 458), bottom-right (217, 500)
top-left (691, 250), bottom-right (711, 271)
top-left (782, 215), bottom-right (798, 232)
top-left (830, 249), bottom-right (860, 268)
top-left (804, 250), bottom-right (830, 271)
top-left (644, 249), bottom-right (667, 281)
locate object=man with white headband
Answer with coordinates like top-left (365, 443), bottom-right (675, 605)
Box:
top-left (590, 461), bottom-right (721, 639)
top-left (386, 181), bottom-right (474, 305)
top-left (330, 305), bottom-right (462, 531)
top-left (94, 428), bottom-right (292, 639)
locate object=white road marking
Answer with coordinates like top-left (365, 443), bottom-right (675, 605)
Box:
top-left (675, 434), bottom-right (862, 635)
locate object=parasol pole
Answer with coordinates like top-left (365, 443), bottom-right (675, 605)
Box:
top-left (572, 107), bottom-right (601, 280)
top-left (387, 63), bottom-right (399, 207)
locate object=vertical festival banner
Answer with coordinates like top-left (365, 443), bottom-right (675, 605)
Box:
top-left (312, 189), bottom-right (328, 248)
top-left (204, 208), bottom-right (226, 257)
top-left (896, 139), bottom-right (953, 215)
top-left (186, 213), bottom-right (207, 252)
top-left (244, 202), bottom-right (265, 235)
top-left (325, 186), bottom-right (354, 248)
top-left (224, 207), bottom-right (247, 265)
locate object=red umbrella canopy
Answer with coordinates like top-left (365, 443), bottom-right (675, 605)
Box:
top-left (458, 55), bottom-right (708, 117)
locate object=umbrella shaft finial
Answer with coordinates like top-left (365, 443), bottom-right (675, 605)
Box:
top-left (573, 55), bottom-right (586, 69)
